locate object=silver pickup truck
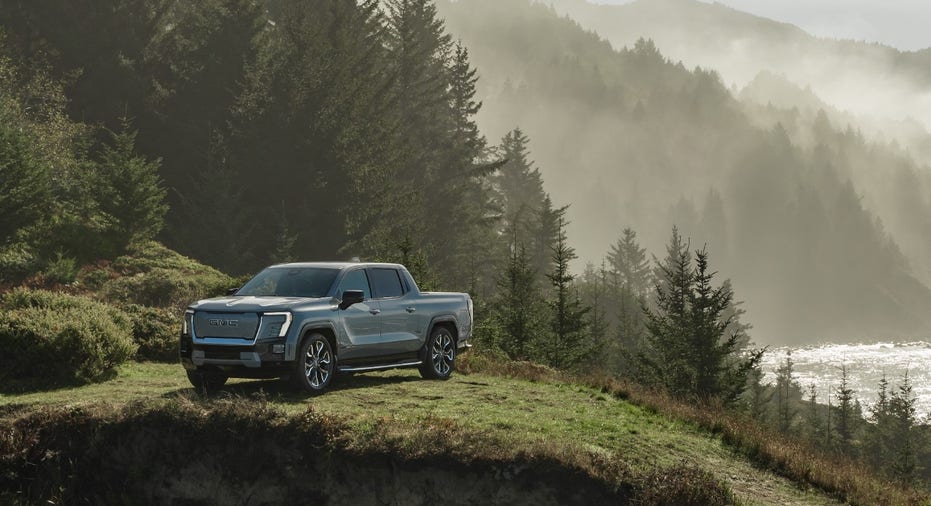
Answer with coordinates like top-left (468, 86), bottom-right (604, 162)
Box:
top-left (179, 262), bottom-right (472, 394)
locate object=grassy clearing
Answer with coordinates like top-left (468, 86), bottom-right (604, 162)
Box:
top-left (1, 361), bottom-right (838, 505)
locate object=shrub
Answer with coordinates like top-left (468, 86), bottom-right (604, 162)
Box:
top-left (122, 304), bottom-right (180, 362)
top-left (0, 289), bottom-right (136, 385)
top-left (635, 464), bottom-right (735, 505)
top-left (88, 241), bottom-right (237, 309)
top-left (100, 268), bottom-right (231, 309)
top-left (42, 251), bottom-right (79, 285)
top-left (0, 241), bottom-right (38, 283)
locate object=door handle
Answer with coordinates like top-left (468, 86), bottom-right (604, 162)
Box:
top-left (370, 309), bottom-right (381, 315)
top-left (406, 307), bottom-right (416, 313)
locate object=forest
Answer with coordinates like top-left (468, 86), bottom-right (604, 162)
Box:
top-left (0, 0), bottom-right (929, 493)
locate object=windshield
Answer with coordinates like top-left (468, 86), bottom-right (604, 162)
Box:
top-left (236, 267), bottom-right (339, 298)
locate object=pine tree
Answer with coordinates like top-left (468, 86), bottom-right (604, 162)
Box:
top-left (642, 228), bottom-right (761, 401)
top-left (494, 127), bottom-right (546, 247)
top-left (888, 371), bottom-right (922, 483)
top-left (580, 261), bottom-right (612, 371)
top-left (865, 373), bottom-right (894, 470)
top-left (834, 364), bottom-right (859, 454)
top-left (545, 210), bottom-right (591, 370)
top-left (607, 227), bottom-right (651, 298)
top-left (804, 383), bottom-right (825, 444)
top-left (774, 352), bottom-right (798, 434)
top-left (495, 242), bottom-right (545, 360)
top-left (94, 119), bottom-right (167, 251)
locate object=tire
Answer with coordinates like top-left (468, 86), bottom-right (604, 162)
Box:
top-left (419, 325), bottom-right (455, 380)
top-left (187, 370), bottom-right (228, 395)
top-left (293, 333), bottom-right (335, 394)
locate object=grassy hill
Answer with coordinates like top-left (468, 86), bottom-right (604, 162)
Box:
top-left (5, 357), bottom-right (907, 505)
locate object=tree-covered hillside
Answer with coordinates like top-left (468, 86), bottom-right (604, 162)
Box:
top-left (436, 0), bottom-right (931, 344)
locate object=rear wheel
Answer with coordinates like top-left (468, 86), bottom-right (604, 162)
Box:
top-left (293, 333), bottom-right (335, 394)
top-left (186, 370), bottom-right (228, 395)
top-left (419, 326), bottom-right (455, 380)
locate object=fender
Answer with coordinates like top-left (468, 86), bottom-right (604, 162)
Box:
top-left (287, 319), bottom-right (340, 361)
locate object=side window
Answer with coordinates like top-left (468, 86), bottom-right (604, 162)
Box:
top-left (337, 269), bottom-right (371, 300)
top-left (369, 268), bottom-right (404, 298)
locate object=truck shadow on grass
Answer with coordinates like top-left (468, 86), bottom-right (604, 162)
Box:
top-left (166, 370), bottom-right (425, 403)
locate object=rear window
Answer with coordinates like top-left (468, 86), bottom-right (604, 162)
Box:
top-left (369, 268), bottom-right (404, 298)
top-left (237, 267), bottom-right (339, 297)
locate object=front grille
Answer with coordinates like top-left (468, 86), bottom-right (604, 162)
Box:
top-left (198, 345), bottom-right (250, 361)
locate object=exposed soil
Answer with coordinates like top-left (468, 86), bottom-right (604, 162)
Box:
top-left (0, 404), bottom-right (627, 505)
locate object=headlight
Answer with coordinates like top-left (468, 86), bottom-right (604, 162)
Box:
top-left (257, 312), bottom-right (292, 339)
top-left (183, 310), bottom-right (194, 335)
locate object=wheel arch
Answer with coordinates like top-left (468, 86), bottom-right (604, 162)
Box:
top-left (293, 322), bottom-right (339, 361)
top-left (428, 316), bottom-right (459, 344)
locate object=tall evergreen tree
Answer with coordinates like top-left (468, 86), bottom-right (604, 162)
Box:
top-left (495, 242), bottom-right (545, 360)
top-left (887, 372), bottom-right (923, 483)
top-left (774, 352), bottom-right (799, 434)
top-left (494, 127), bottom-right (546, 248)
top-left (833, 364), bottom-right (859, 454)
top-left (94, 119), bottom-right (167, 252)
top-left (545, 210), bottom-right (590, 370)
top-left (642, 228), bottom-right (761, 402)
top-left (608, 227), bottom-right (651, 298)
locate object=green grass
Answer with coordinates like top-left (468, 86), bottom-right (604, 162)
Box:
top-left (0, 362), bottom-right (838, 505)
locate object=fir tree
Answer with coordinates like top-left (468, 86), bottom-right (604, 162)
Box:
top-left (495, 242), bottom-right (544, 360)
top-left (775, 352), bottom-right (798, 434)
top-left (94, 119), bottom-right (167, 251)
top-left (642, 228), bottom-right (761, 402)
top-left (545, 210), bottom-right (590, 370)
top-left (834, 364), bottom-right (858, 454)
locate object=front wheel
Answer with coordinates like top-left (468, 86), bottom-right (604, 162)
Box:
top-left (293, 333), bottom-right (335, 394)
top-left (419, 326), bottom-right (455, 380)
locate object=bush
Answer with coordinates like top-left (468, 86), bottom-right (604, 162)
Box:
top-left (87, 241), bottom-right (237, 309)
top-left (100, 268), bottom-right (231, 309)
top-left (122, 304), bottom-right (180, 362)
top-left (43, 251), bottom-right (79, 285)
top-left (0, 241), bottom-right (38, 283)
top-left (0, 289), bottom-right (136, 385)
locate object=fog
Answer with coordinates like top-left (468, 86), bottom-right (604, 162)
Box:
top-left (437, 0), bottom-right (931, 345)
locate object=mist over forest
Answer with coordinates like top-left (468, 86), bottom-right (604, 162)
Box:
top-left (437, 0), bottom-right (931, 345)
top-left (1, 0), bottom-right (930, 347)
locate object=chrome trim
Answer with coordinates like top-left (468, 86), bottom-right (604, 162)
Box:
top-left (337, 360), bottom-right (422, 373)
top-left (192, 337), bottom-right (256, 347)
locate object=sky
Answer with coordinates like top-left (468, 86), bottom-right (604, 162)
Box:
top-left (592, 0), bottom-right (931, 51)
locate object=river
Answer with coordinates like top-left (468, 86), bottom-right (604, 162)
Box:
top-left (758, 341), bottom-right (931, 417)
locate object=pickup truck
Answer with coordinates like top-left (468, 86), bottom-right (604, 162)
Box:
top-left (179, 262), bottom-right (473, 394)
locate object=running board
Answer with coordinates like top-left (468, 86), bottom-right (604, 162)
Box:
top-left (338, 360), bottom-right (422, 373)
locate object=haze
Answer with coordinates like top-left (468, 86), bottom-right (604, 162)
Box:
top-left (592, 0), bottom-right (931, 51)
top-left (438, 0), bottom-right (931, 346)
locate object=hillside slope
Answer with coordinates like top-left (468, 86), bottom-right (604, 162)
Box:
top-left (1, 363), bottom-right (842, 505)
top-left (436, 0), bottom-right (931, 344)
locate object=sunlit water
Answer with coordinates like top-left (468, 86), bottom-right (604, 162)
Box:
top-left (759, 342), bottom-right (931, 418)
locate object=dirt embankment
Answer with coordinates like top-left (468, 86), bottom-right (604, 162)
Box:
top-left (0, 401), bottom-right (626, 505)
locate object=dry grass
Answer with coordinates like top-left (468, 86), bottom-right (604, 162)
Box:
top-left (459, 352), bottom-right (928, 506)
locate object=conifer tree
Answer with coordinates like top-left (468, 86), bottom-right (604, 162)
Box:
top-left (865, 373), bottom-right (894, 469)
top-left (834, 364), bottom-right (858, 453)
top-left (643, 228), bottom-right (761, 402)
top-left (805, 383), bottom-right (825, 444)
top-left (545, 210), bottom-right (590, 370)
top-left (495, 242), bottom-right (544, 360)
top-left (774, 352), bottom-right (798, 434)
top-left (608, 227), bottom-right (651, 298)
top-left (94, 119), bottom-right (167, 251)
top-left (888, 372), bottom-right (923, 483)
top-left (494, 127), bottom-right (546, 247)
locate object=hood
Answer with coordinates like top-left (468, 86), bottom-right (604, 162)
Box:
top-left (189, 295), bottom-right (332, 313)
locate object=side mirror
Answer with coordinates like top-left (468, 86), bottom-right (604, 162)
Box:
top-left (226, 287), bottom-right (240, 296)
top-left (339, 290), bottom-right (365, 310)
